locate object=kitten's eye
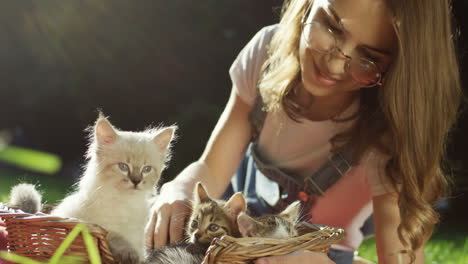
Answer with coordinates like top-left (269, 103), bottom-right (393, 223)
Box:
top-left (142, 166), bottom-right (152, 174)
top-left (118, 163), bottom-right (129, 172)
top-left (190, 221), bottom-right (198, 229)
top-left (208, 224), bottom-right (219, 232)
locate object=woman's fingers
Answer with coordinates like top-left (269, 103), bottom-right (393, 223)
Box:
top-left (144, 210), bottom-right (157, 250)
top-left (145, 200), bottom-right (191, 250)
top-left (153, 203), bottom-right (171, 249)
top-left (169, 200), bottom-right (191, 244)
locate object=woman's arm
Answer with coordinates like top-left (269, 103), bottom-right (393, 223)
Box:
top-left (146, 88), bottom-right (253, 249)
top-left (197, 88), bottom-right (254, 198)
top-left (373, 193), bottom-right (426, 264)
top-left (162, 87), bottom-right (253, 198)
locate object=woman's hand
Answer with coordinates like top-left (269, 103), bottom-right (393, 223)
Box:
top-left (145, 89), bottom-right (253, 250)
top-left (255, 250), bottom-right (335, 264)
top-left (144, 182), bottom-right (192, 250)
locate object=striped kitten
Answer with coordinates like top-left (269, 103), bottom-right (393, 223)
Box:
top-left (187, 182), bottom-right (246, 244)
top-left (237, 201), bottom-right (301, 239)
top-left (146, 182), bottom-right (247, 264)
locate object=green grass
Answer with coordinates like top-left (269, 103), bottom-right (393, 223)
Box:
top-left (0, 146), bottom-right (62, 175)
top-left (357, 234), bottom-right (468, 263)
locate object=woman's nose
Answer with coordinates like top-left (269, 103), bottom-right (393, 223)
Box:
top-left (325, 51), bottom-right (347, 76)
top-left (325, 44), bottom-right (353, 77)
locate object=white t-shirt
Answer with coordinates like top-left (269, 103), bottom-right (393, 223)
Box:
top-left (229, 25), bottom-right (394, 251)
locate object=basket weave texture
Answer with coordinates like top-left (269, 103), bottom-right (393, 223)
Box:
top-left (0, 204), bottom-right (115, 264)
top-left (202, 222), bottom-right (345, 264)
top-left (1, 204), bottom-right (344, 264)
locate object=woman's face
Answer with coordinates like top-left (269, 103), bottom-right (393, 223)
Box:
top-left (299, 0), bottom-right (397, 98)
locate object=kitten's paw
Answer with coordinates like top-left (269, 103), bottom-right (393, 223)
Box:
top-left (106, 232), bottom-right (142, 264)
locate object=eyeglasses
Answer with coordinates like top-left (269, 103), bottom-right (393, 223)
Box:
top-left (301, 17), bottom-right (383, 87)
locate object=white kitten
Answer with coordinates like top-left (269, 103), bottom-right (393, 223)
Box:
top-left (52, 114), bottom-right (176, 264)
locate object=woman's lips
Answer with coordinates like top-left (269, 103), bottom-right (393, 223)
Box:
top-left (312, 61), bottom-right (338, 87)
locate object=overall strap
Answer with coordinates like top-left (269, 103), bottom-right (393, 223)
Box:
top-left (248, 93), bottom-right (353, 197)
top-left (304, 149), bottom-right (353, 196)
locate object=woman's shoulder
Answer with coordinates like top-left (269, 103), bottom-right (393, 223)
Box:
top-left (229, 24), bottom-right (280, 106)
top-left (246, 24), bottom-right (280, 53)
top-left (258, 24), bottom-right (280, 36)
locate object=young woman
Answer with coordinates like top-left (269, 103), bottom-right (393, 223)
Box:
top-left (145, 0), bottom-right (462, 263)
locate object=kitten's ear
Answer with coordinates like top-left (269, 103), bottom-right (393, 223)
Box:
top-left (237, 213), bottom-right (258, 237)
top-left (280, 200), bottom-right (302, 223)
top-left (95, 115), bottom-right (118, 145)
top-left (225, 192), bottom-right (247, 218)
top-left (194, 182), bottom-right (211, 203)
top-left (152, 126), bottom-right (176, 151)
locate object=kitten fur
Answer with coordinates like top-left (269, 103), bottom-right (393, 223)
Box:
top-left (237, 201), bottom-right (302, 239)
top-left (51, 114), bottom-right (176, 264)
top-left (146, 182), bottom-right (247, 264)
top-left (187, 182), bottom-right (247, 244)
top-left (148, 200), bottom-right (301, 264)
top-left (8, 183), bottom-right (42, 214)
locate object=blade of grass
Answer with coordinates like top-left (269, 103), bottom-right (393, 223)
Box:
top-left (59, 255), bottom-right (88, 264)
top-left (48, 224), bottom-right (84, 264)
top-left (0, 251), bottom-right (45, 264)
top-left (0, 146), bottom-right (61, 174)
top-left (81, 224), bottom-right (102, 264)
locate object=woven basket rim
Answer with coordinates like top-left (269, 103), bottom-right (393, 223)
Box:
top-left (208, 223), bottom-right (344, 246)
top-left (202, 222), bottom-right (345, 264)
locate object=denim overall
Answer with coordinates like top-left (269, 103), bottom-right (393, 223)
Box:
top-left (222, 95), bottom-right (372, 264)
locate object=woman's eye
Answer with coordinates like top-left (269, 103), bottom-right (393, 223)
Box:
top-left (190, 221), bottom-right (198, 229)
top-left (118, 163), bottom-right (129, 172)
top-left (368, 56), bottom-right (381, 64)
top-left (208, 224), bottom-right (219, 232)
top-left (361, 52), bottom-right (381, 65)
top-left (325, 19), bottom-right (341, 34)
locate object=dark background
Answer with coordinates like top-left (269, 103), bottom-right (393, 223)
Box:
top-left (0, 1), bottom-right (467, 227)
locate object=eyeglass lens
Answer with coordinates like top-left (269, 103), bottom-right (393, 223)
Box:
top-left (303, 22), bottom-right (381, 86)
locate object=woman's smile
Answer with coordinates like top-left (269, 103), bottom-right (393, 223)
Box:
top-left (312, 59), bottom-right (338, 88)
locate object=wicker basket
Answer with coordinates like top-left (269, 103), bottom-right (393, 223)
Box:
top-left (202, 222), bottom-right (345, 264)
top-left (1, 204), bottom-right (344, 264)
top-left (0, 204), bottom-right (115, 264)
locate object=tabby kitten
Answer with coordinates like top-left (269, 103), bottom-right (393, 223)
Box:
top-left (237, 201), bottom-right (301, 239)
top-left (51, 114), bottom-right (176, 264)
top-left (146, 182), bottom-right (247, 264)
top-left (187, 182), bottom-right (246, 244)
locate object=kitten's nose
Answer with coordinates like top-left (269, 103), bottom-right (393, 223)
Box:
top-left (129, 174), bottom-right (142, 186)
top-left (130, 178), bottom-right (141, 186)
top-left (194, 233), bottom-right (201, 240)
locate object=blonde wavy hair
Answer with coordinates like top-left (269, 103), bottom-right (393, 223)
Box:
top-left (258, 0), bottom-right (462, 262)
